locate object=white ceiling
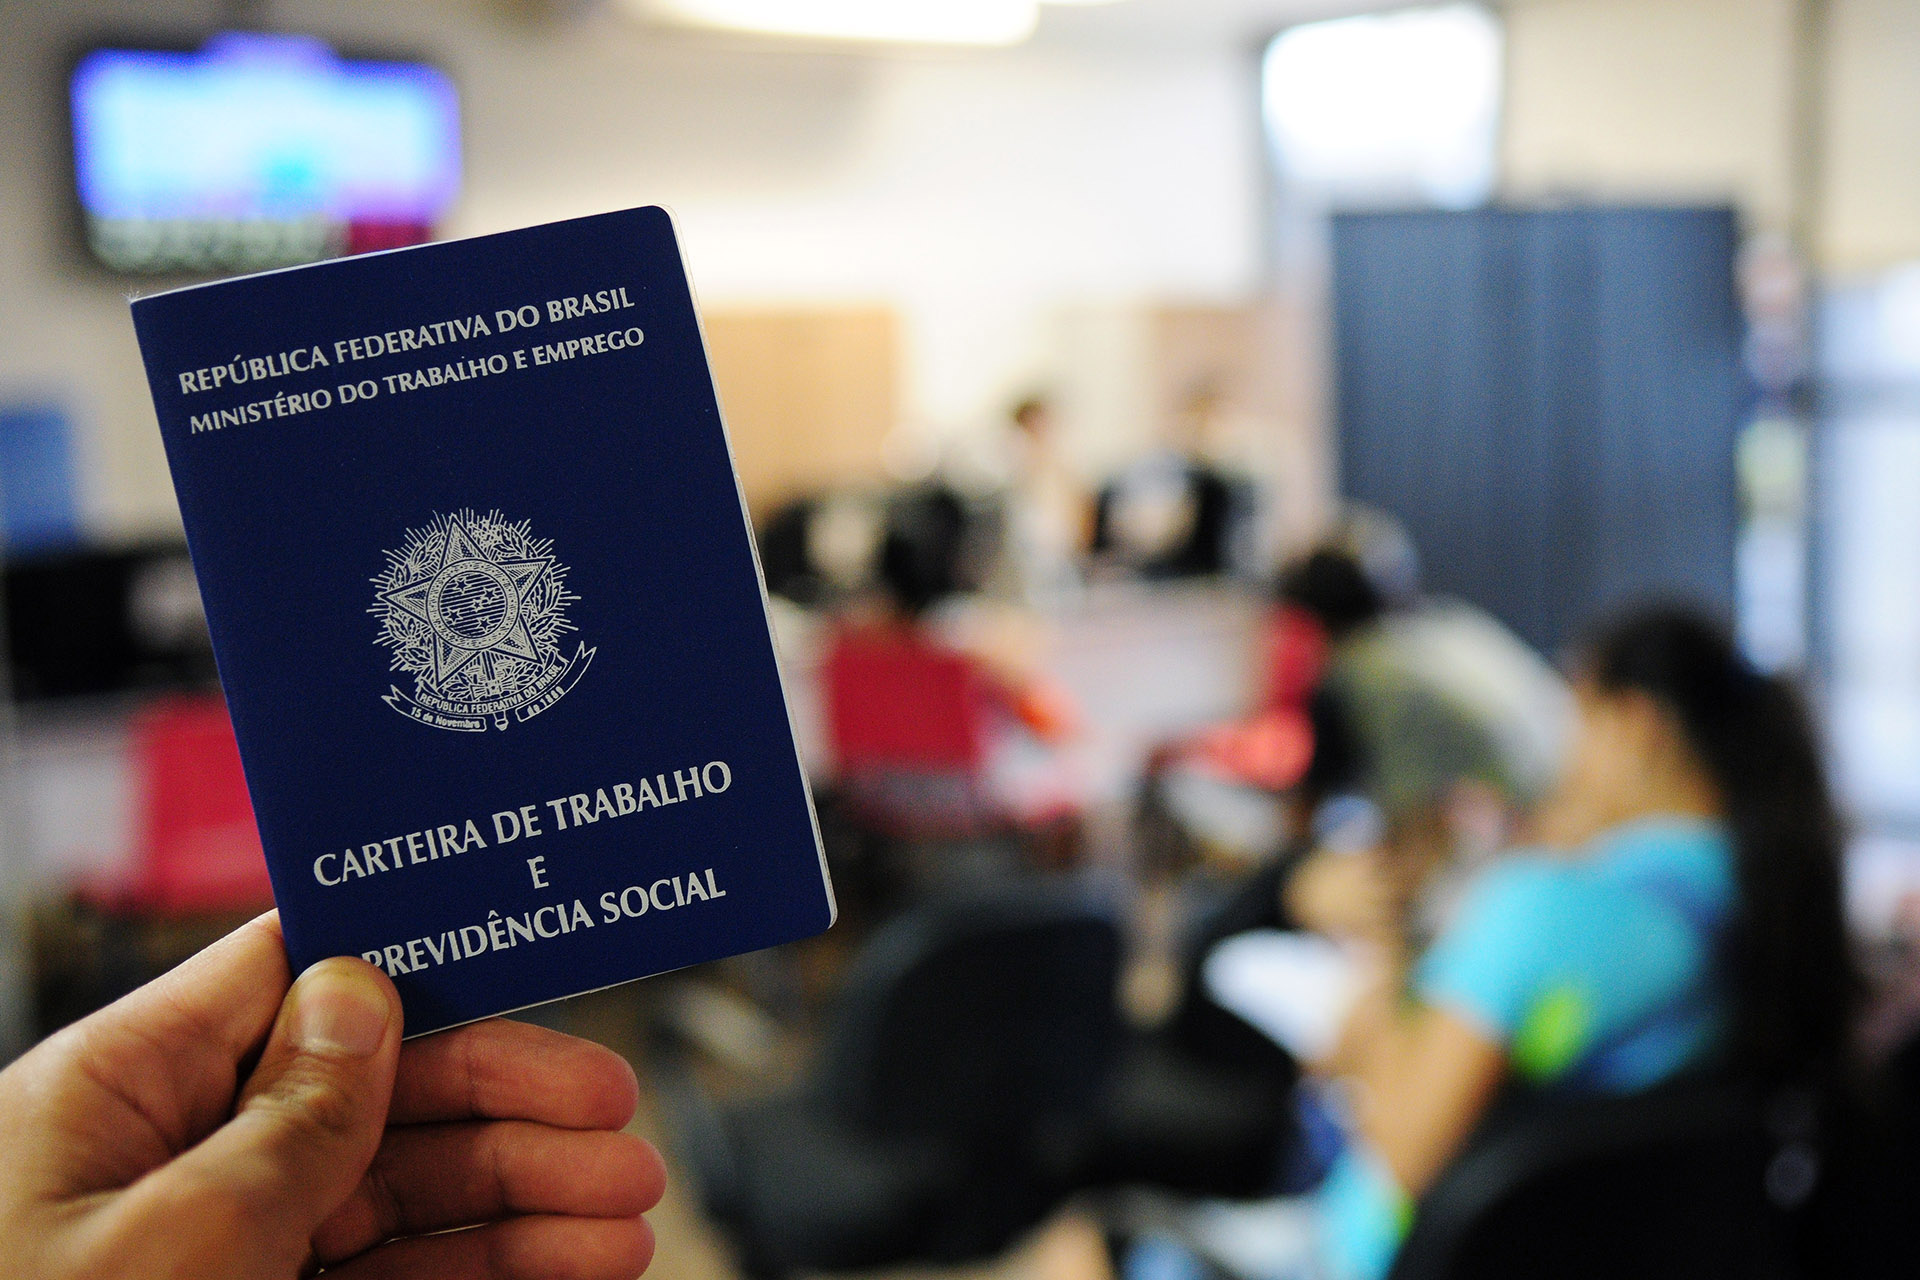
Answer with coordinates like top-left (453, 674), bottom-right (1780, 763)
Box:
top-left (607, 0), bottom-right (1423, 57)
top-left (1030, 0), bottom-right (1419, 52)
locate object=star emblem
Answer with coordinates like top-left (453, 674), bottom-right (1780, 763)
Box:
top-left (377, 515), bottom-right (554, 688)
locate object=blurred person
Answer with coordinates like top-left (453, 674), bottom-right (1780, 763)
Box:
top-left (1142, 544), bottom-right (1382, 869)
top-left (1148, 510), bottom-right (1568, 880)
top-left (1120, 528), bottom-right (1559, 1205)
top-left (1091, 383), bottom-right (1258, 581)
top-left (0, 911), bottom-right (665, 1280)
top-left (995, 393), bottom-right (1091, 604)
top-left (824, 499), bottom-right (1084, 867)
top-left (1298, 605), bottom-right (1856, 1280)
top-left (1278, 513), bottom-right (1570, 957)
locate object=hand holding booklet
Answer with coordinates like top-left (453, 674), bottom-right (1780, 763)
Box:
top-left (130, 207), bottom-right (835, 1036)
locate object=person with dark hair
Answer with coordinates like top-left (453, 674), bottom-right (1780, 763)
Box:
top-left (1090, 384), bottom-right (1260, 581)
top-left (1297, 604), bottom-right (1857, 1280)
top-left (1274, 548), bottom-right (1384, 642)
top-left (1147, 515), bottom-right (1568, 872)
top-left (1551, 605), bottom-right (1857, 1086)
top-left (823, 502), bottom-right (1083, 852)
top-left (877, 521), bottom-right (956, 618)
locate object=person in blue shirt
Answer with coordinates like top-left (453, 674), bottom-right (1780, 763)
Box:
top-left (1304, 606), bottom-right (1856, 1280)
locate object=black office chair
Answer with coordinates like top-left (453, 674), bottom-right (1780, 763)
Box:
top-left (1388, 1078), bottom-right (1806, 1280)
top-left (1795, 1026), bottom-right (1920, 1278)
top-left (1084, 849), bottom-right (1307, 1199)
top-left (663, 885), bottom-right (1123, 1280)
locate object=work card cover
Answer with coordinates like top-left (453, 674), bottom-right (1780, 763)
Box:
top-left (130, 206), bottom-right (834, 1035)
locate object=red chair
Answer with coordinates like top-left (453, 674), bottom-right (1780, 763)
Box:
top-left (90, 694), bottom-right (274, 914)
top-left (823, 626), bottom-right (999, 838)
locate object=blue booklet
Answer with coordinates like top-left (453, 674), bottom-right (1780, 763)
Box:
top-left (130, 206), bottom-right (834, 1035)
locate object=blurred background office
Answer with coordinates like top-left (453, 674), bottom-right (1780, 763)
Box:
top-left (5, 0), bottom-right (1920, 1277)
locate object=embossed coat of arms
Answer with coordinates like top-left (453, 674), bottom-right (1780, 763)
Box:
top-left (371, 510), bottom-right (594, 731)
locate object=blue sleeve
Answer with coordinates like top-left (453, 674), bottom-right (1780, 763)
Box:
top-left (1415, 854), bottom-right (1717, 1084)
top-left (1414, 859), bottom-right (1572, 1043)
top-left (1315, 1147), bottom-right (1411, 1280)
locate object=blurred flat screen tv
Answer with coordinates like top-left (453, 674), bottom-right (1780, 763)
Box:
top-left (70, 33), bottom-right (459, 274)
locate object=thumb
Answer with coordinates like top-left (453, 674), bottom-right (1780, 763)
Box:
top-left (132, 958), bottom-right (402, 1273)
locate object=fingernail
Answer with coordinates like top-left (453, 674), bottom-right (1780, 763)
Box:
top-left (290, 962), bottom-right (392, 1058)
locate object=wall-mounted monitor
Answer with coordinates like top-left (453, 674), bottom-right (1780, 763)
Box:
top-left (70, 33), bottom-right (460, 275)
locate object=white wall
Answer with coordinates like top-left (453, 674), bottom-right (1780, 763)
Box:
top-left (1821, 0), bottom-right (1920, 273)
top-left (439, 14), bottom-right (1266, 456)
top-left (19, 0), bottom-right (1920, 539)
top-left (1501, 0), bottom-right (1799, 226)
top-left (1499, 0), bottom-right (1920, 274)
top-left (0, 0), bottom-right (1266, 539)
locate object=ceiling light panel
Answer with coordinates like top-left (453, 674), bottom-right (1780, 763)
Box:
top-left (641, 0), bottom-right (1040, 46)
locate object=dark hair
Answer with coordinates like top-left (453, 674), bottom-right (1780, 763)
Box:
top-left (877, 486), bottom-right (968, 617)
top-left (1276, 549), bottom-right (1383, 640)
top-left (1580, 605), bottom-right (1857, 1087)
top-left (877, 530), bottom-right (947, 617)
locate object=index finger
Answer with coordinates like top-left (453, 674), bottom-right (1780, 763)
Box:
top-left (388, 1019), bottom-right (640, 1129)
top-left (98, 910), bottom-right (291, 1065)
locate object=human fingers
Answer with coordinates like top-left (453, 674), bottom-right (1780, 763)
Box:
top-left (115, 957), bottom-right (402, 1274)
top-left (311, 1121), bottom-right (666, 1264)
top-left (2, 912), bottom-right (295, 1200)
top-left (387, 1019), bottom-right (639, 1129)
top-left (316, 1214), bottom-right (655, 1280)
top-left (104, 911), bottom-right (292, 1064)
